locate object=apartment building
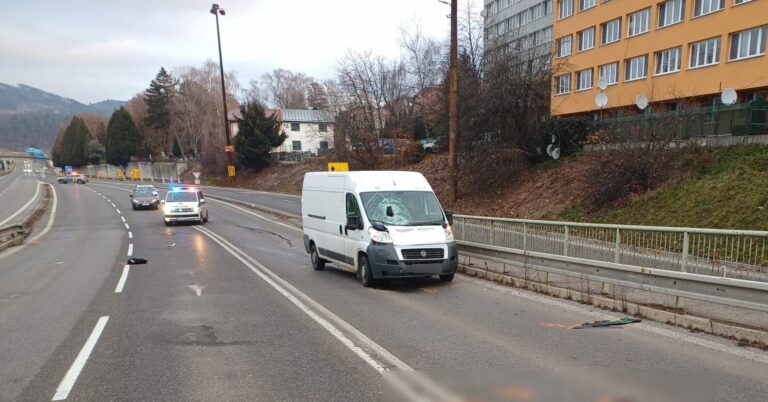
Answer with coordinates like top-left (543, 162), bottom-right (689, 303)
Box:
top-left (551, 0), bottom-right (767, 116)
top-left (484, 0), bottom-right (555, 57)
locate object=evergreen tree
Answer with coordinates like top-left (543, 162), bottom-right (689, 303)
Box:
top-left (144, 67), bottom-right (177, 154)
top-left (56, 117), bottom-right (90, 167)
top-left (172, 136), bottom-right (182, 158)
top-left (234, 101), bottom-right (287, 170)
top-left (105, 107), bottom-right (140, 166)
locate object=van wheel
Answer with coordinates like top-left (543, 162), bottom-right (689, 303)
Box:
top-left (439, 273), bottom-right (455, 282)
top-left (310, 244), bottom-right (325, 271)
top-left (359, 255), bottom-right (375, 287)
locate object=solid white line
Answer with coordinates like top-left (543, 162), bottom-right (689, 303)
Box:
top-left (194, 226), bottom-right (454, 401)
top-left (127, 243), bottom-right (133, 257)
top-left (124, 223), bottom-right (130, 230)
top-left (51, 316), bottom-right (110, 401)
top-left (0, 183), bottom-right (58, 260)
top-left (128, 231), bottom-right (133, 239)
top-left (0, 181), bottom-right (41, 226)
top-left (120, 216), bottom-right (126, 223)
top-left (115, 266), bottom-right (130, 293)
top-left (209, 198), bottom-right (300, 232)
top-left (115, 208), bottom-right (121, 214)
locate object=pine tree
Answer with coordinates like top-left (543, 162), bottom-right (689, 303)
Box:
top-left (57, 117), bottom-right (91, 167)
top-left (105, 107), bottom-right (140, 166)
top-left (144, 67), bottom-right (177, 155)
top-left (234, 101), bottom-right (287, 170)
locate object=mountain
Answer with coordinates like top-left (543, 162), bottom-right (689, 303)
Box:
top-left (0, 83), bottom-right (127, 152)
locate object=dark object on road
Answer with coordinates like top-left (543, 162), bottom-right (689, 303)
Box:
top-left (127, 258), bottom-right (148, 265)
top-left (573, 318), bottom-right (641, 329)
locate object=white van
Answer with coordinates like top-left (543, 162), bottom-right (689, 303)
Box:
top-left (302, 171), bottom-right (458, 287)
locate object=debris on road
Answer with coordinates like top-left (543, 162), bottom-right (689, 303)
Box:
top-left (573, 318), bottom-right (641, 329)
top-left (127, 258), bottom-right (148, 265)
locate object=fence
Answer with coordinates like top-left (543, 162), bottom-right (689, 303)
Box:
top-left (454, 216), bottom-right (768, 283)
top-left (82, 162), bottom-right (190, 181)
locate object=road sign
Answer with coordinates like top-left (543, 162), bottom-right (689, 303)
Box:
top-left (328, 162), bottom-right (349, 172)
top-left (228, 165), bottom-right (236, 177)
top-left (116, 168), bottom-right (124, 178)
top-left (64, 165), bottom-right (72, 173)
top-left (131, 168), bottom-right (140, 180)
top-left (193, 172), bottom-right (201, 185)
top-left (225, 145), bottom-right (235, 153)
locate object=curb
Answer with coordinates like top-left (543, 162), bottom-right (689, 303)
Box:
top-left (459, 264), bottom-right (768, 346)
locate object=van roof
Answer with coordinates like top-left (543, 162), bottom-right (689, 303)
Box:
top-left (304, 171), bottom-right (433, 193)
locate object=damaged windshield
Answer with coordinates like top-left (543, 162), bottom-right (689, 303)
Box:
top-left (360, 191), bottom-right (444, 226)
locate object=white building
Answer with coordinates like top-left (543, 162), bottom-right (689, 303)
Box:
top-left (229, 108), bottom-right (335, 156)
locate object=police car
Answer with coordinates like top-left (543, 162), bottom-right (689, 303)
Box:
top-left (161, 186), bottom-right (209, 226)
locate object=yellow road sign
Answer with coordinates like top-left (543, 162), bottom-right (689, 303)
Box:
top-left (131, 168), bottom-right (140, 180)
top-left (228, 165), bottom-right (236, 177)
top-left (328, 162), bottom-right (349, 172)
top-left (116, 168), bottom-right (123, 178)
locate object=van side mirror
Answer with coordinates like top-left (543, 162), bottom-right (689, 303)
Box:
top-left (445, 211), bottom-right (454, 226)
top-left (199, 199), bottom-right (206, 205)
top-left (346, 215), bottom-right (362, 231)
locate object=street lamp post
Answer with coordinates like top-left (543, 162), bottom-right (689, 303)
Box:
top-left (210, 3), bottom-right (234, 175)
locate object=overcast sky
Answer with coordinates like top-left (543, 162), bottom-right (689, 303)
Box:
top-left (0, 0), bottom-right (454, 104)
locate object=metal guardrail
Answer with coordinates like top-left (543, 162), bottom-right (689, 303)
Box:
top-left (0, 225), bottom-right (25, 252)
top-left (453, 215), bottom-right (768, 311)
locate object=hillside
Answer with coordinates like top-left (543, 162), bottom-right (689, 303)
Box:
top-left (0, 83), bottom-right (125, 151)
top-left (203, 144), bottom-right (768, 231)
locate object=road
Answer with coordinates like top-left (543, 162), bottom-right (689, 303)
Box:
top-left (0, 179), bottom-right (766, 401)
top-left (0, 165), bottom-right (42, 226)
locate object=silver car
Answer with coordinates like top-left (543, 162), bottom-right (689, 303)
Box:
top-left (161, 188), bottom-right (208, 226)
top-left (130, 186), bottom-right (160, 210)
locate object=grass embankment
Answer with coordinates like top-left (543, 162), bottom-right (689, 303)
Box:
top-left (587, 145), bottom-right (768, 230)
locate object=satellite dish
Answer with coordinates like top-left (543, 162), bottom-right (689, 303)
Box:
top-left (598, 77), bottom-right (608, 91)
top-left (721, 88), bottom-right (737, 106)
top-left (551, 147), bottom-right (561, 160)
top-left (595, 93), bottom-right (608, 108)
top-left (635, 95), bottom-right (649, 110)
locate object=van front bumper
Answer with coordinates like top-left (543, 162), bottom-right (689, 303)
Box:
top-left (366, 242), bottom-right (458, 279)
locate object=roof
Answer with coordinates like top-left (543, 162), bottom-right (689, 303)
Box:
top-left (282, 109), bottom-right (334, 123)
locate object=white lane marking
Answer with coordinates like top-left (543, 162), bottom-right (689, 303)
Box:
top-left (0, 181), bottom-right (41, 226)
top-left (209, 198), bottom-right (300, 233)
top-left (51, 316), bottom-right (110, 401)
top-left (120, 216), bottom-right (126, 223)
top-left (194, 226), bottom-right (454, 401)
top-left (124, 223), bottom-right (130, 230)
top-left (128, 231), bottom-right (133, 239)
top-left (187, 284), bottom-right (205, 296)
top-left (115, 266), bottom-right (130, 293)
top-left (127, 244), bottom-right (133, 257)
top-left (101, 196), bottom-right (106, 199)
top-left (115, 209), bottom-right (120, 214)
top-left (110, 203), bottom-right (116, 208)
top-left (460, 276), bottom-right (768, 365)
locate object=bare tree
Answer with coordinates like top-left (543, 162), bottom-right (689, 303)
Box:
top-left (248, 69), bottom-right (314, 109)
top-left (399, 19), bottom-right (444, 93)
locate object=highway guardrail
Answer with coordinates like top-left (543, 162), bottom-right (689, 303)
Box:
top-left (0, 225), bottom-right (26, 252)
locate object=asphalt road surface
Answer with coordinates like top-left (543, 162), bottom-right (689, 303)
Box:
top-left (0, 180), bottom-right (766, 401)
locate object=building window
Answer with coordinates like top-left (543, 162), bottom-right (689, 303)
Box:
top-left (559, 0), bottom-right (573, 19)
top-left (558, 35), bottom-right (573, 57)
top-left (628, 8), bottom-right (650, 37)
top-left (578, 27), bottom-right (595, 51)
top-left (291, 123), bottom-right (300, 131)
top-left (601, 18), bottom-right (621, 44)
top-left (556, 74), bottom-right (571, 95)
top-left (579, 0), bottom-right (595, 11)
top-left (693, 0), bottom-right (724, 16)
top-left (655, 47), bottom-right (682, 75)
top-left (625, 55), bottom-right (648, 81)
top-left (599, 62), bottom-right (619, 85)
top-left (319, 123), bottom-right (328, 132)
top-left (319, 141), bottom-right (329, 150)
top-left (542, 26), bottom-right (553, 43)
top-left (658, 0), bottom-right (685, 28)
top-left (690, 37), bottom-right (721, 67)
top-left (292, 141), bottom-right (302, 151)
top-left (576, 69), bottom-right (593, 90)
top-left (729, 26), bottom-right (767, 60)
top-left (734, 0), bottom-right (752, 4)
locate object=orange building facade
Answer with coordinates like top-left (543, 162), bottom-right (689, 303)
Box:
top-left (550, 0), bottom-right (767, 116)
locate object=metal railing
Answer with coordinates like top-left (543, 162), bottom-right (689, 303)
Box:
top-left (0, 225), bottom-right (25, 252)
top-left (454, 216), bottom-right (768, 283)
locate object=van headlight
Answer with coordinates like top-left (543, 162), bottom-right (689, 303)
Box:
top-left (444, 225), bottom-right (454, 242)
top-left (368, 227), bottom-right (393, 244)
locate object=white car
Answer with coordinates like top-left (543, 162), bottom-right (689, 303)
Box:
top-left (161, 187), bottom-right (208, 226)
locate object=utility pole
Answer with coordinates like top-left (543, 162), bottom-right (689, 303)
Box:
top-left (448, 0), bottom-right (458, 205)
top-left (210, 3), bottom-right (235, 177)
